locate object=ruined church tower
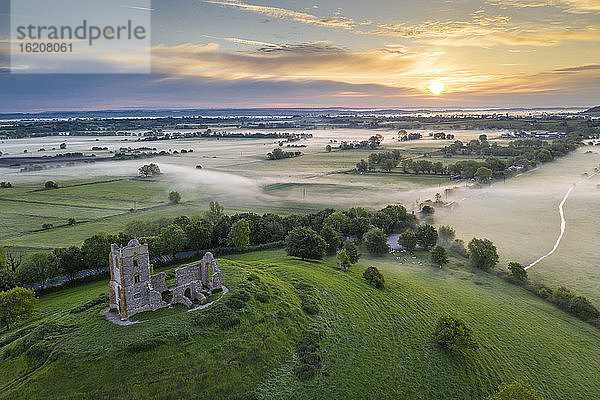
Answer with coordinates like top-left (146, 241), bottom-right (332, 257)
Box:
top-left (109, 239), bottom-right (153, 320)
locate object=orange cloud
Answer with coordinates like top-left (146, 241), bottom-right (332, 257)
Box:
top-left (151, 42), bottom-right (432, 84)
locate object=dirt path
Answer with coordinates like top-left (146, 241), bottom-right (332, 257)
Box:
top-left (526, 170), bottom-right (599, 270)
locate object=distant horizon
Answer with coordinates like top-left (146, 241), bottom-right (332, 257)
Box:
top-left (0, 105), bottom-right (594, 116)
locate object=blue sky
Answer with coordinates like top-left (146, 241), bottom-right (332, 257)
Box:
top-left (1, 0), bottom-right (599, 111)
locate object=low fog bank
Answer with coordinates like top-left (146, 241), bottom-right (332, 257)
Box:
top-left (436, 149), bottom-right (600, 304)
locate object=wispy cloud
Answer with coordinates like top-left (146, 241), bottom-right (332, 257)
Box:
top-left (255, 41), bottom-right (346, 54)
top-left (118, 4), bottom-right (154, 12)
top-left (201, 0), bottom-right (599, 49)
top-left (488, 0), bottom-right (600, 13)
top-left (428, 24), bottom-right (600, 46)
top-left (202, 0), bottom-right (355, 28)
top-left (553, 64), bottom-right (600, 72)
top-left (366, 11), bottom-right (511, 39)
top-left (201, 34), bottom-right (276, 47)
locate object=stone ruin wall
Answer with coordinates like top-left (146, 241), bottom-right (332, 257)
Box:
top-left (110, 243), bottom-right (222, 319)
top-left (175, 264), bottom-right (201, 287)
top-left (151, 272), bottom-right (168, 293)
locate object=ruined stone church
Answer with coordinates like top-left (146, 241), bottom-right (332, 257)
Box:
top-left (108, 239), bottom-right (222, 320)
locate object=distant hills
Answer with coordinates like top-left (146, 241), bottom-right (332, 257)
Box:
top-left (583, 105), bottom-right (600, 113)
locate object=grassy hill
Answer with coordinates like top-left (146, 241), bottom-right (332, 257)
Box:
top-left (1, 249), bottom-right (599, 399)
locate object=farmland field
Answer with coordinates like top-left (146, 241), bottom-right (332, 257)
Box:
top-left (2, 130), bottom-right (600, 305)
top-left (1, 129), bottom-right (491, 250)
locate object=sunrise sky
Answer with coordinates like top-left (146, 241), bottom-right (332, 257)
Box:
top-left (1, 0), bottom-right (599, 111)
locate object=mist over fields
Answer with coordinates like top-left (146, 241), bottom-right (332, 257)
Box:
top-left (2, 129), bottom-right (599, 304)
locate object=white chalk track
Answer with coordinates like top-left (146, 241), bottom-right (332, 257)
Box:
top-left (526, 170), bottom-right (599, 270)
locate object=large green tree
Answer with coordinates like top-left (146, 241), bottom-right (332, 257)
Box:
top-left (138, 163), bottom-right (161, 177)
top-left (205, 201), bottom-right (225, 229)
top-left (82, 234), bottom-right (111, 271)
top-left (185, 222), bottom-right (211, 252)
top-left (320, 224), bottom-right (341, 255)
top-left (474, 166), bottom-right (493, 182)
top-left (336, 249), bottom-right (351, 271)
top-left (228, 218), bottom-right (251, 251)
top-left (343, 241), bottom-right (361, 264)
top-left (468, 238), bottom-right (499, 270)
top-left (362, 266), bottom-right (385, 289)
top-left (158, 224), bottom-right (187, 258)
top-left (285, 227), bottom-right (327, 260)
top-left (365, 228), bottom-right (389, 256)
top-left (107, 232), bottom-right (133, 247)
top-left (415, 224), bottom-right (438, 250)
top-left (438, 225), bottom-right (456, 245)
top-left (0, 271), bottom-right (16, 292)
top-left (211, 215), bottom-right (232, 248)
top-left (53, 246), bottom-right (85, 281)
top-left (433, 314), bottom-right (479, 355)
top-left (324, 211), bottom-right (350, 235)
top-left (173, 215), bottom-right (191, 228)
top-left (508, 262), bottom-right (528, 282)
top-left (371, 205), bottom-right (414, 234)
top-left (398, 229), bottom-right (417, 251)
top-left (431, 246), bottom-right (449, 267)
top-left (348, 207), bottom-right (369, 219)
top-left (347, 216), bottom-right (371, 242)
top-left (0, 287), bottom-right (37, 330)
top-left (16, 252), bottom-right (59, 290)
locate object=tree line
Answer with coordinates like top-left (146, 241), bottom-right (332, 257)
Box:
top-left (1, 200), bottom-right (597, 330)
top-left (354, 134), bottom-right (581, 179)
top-left (266, 148), bottom-right (302, 160)
top-left (0, 203), bottom-right (414, 292)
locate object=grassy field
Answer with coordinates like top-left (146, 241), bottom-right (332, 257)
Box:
top-left (0, 179), bottom-right (173, 250)
top-left (1, 249), bottom-right (599, 399)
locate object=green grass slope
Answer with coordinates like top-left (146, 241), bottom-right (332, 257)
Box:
top-left (1, 249), bottom-right (599, 399)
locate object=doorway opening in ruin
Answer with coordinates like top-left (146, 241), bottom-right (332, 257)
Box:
top-left (161, 290), bottom-right (173, 303)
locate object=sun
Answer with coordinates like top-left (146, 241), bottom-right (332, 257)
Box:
top-left (427, 81), bottom-right (446, 95)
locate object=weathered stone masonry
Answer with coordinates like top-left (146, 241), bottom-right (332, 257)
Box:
top-left (109, 239), bottom-right (223, 320)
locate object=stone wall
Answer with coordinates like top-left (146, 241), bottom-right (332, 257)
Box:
top-left (149, 290), bottom-right (165, 311)
top-left (200, 252), bottom-right (218, 286)
top-left (123, 282), bottom-right (152, 315)
top-left (175, 264), bottom-right (201, 286)
top-left (151, 272), bottom-right (167, 293)
top-left (172, 281), bottom-right (205, 307)
top-left (212, 270), bottom-right (222, 290)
